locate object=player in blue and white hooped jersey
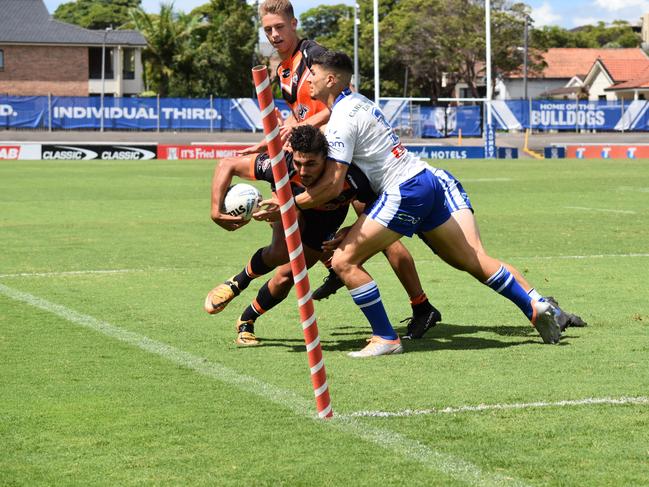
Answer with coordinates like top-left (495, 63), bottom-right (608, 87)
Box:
top-left (293, 50), bottom-right (584, 357)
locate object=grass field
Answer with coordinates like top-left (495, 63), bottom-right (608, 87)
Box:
top-left (1, 157), bottom-right (648, 486)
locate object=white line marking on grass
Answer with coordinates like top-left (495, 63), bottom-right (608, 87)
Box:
top-left (0, 268), bottom-right (174, 279)
top-left (617, 186), bottom-right (649, 193)
top-left (565, 206), bottom-right (636, 215)
top-left (344, 397), bottom-right (649, 418)
top-left (525, 253), bottom-right (649, 260)
top-left (0, 282), bottom-right (527, 487)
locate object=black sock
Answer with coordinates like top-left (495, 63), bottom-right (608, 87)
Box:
top-left (232, 248), bottom-right (274, 292)
top-left (411, 297), bottom-right (433, 316)
top-left (240, 281), bottom-right (286, 323)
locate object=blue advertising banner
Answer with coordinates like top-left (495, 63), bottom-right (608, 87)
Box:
top-left (491, 99), bottom-right (649, 131)
top-left (420, 106), bottom-right (482, 138)
top-left (2, 95), bottom-right (648, 133)
top-left (406, 145), bottom-right (487, 159)
top-left (0, 96), bottom-right (50, 129)
top-left (447, 106), bottom-right (482, 137)
top-left (484, 122), bottom-right (496, 159)
top-left (544, 146), bottom-right (566, 159)
top-left (421, 107), bottom-right (446, 138)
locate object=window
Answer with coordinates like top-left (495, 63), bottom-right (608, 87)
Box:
top-left (0, 49), bottom-right (4, 71)
top-left (88, 47), bottom-right (114, 80)
top-left (122, 48), bottom-right (135, 80)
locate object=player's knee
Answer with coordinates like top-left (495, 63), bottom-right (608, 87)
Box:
top-left (262, 245), bottom-right (288, 266)
top-left (331, 250), bottom-right (352, 277)
top-left (270, 272), bottom-right (293, 297)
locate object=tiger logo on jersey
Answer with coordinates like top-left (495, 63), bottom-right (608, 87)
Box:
top-left (296, 104), bottom-right (309, 121)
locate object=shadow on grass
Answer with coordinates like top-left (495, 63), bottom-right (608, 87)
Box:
top-left (253, 321), bottom-right (573, 352)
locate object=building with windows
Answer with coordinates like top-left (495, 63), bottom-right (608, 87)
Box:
top-left (0, 0), bottom-right (146, 97)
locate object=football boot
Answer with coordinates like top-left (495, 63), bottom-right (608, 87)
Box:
top-left (401, 304), bottom-right (443, 339)
top-left (545, 296), bottom-right (587, 331)
top-left (348, 336), bottom-right (403, 358)
top-left (204, 276), bottom-right (241, 314)
top-left (312, 269), bottom-right (345, 300)
top-left (235, 318), bottom-right (260, 346)
top-left (531, 301), bottom-right (562, 344)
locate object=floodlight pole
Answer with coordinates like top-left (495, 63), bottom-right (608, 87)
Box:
top-left (100, 27), bottom-right (112, 132)
top-left (353, 3), bottom-right (360, 91)
top-left (485, 0), bottom-right (492, 126)
top-left (484, 0), bottom-right (496, 158)
top-left (373, 0), bottom-right (379, 103)
top-left (523, 15), bottom-right (529, 101)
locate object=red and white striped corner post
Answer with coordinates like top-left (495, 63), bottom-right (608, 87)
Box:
top-left (252, 65), bottom-right (333, 419)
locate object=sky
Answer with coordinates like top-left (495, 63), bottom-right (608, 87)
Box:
top-left (43, 0), bottom-right (649, 29)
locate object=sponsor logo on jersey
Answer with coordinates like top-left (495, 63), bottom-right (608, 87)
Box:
top-left (259, 154), bottom-right (272, 172)
top-left (296, 104), bottom-right (309, 121)
top-left (394, 212), bottom-right (421, 225)
top-left (282, 68), bottom-right (291, 78)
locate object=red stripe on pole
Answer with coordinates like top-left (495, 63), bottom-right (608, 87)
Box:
top-left (252, 65), bottom-right (333, 419)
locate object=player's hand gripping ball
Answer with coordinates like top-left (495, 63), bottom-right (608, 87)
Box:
top-left (222, 183), bottom-right (263, 220)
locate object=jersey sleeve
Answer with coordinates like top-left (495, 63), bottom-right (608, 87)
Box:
top-left (252, 153), bottom-right (274, 183)
top-left (252, 152), bottom-right (296, 189)
top-left (325, 110), bottom-right (355, 166)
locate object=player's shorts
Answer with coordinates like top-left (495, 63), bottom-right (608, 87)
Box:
top-left (364, 169), bottom-right (451, 237)
top-left (300, 206), bottom-right (348, 251)
top-left (432, 168), bottom-right (473, 213)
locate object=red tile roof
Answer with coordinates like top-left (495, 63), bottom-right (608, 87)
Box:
top-left (511, 48), bottom-right (649, 79)
top-left (598, 59), bottom-right (649, 82)
top-left (606, 66), bottom-right (649, 90)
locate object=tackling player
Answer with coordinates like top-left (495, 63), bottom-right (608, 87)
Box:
top-left (205, 0), bottom-right (441, 342)
top-left (290, 51), bottom-right (585, 356)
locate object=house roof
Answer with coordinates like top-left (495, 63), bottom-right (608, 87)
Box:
top-left (605, 66), bottom-right (649, 90)
top-left (510, 48), bottom-right (649, 79)
top-left (0, 0), bottom-right (145, 46)
top-left (597, 59), bottom-right (649, 83)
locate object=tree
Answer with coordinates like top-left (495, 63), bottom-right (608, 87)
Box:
top-left (189, 0), bottom-right (258, 97)
top-left (532, 20), bottom-right (641, 49)
top-left (54, 0), bottom-right (141, 30)
top-left (130, 3), bottom-right (201, 97)
top-left (300, 4), bottom-right (353, 50)
top-left (300, 0), bottom-right (538, 100)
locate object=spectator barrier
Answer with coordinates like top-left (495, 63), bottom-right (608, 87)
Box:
top-left (4, 96), bottom-right (646, 135)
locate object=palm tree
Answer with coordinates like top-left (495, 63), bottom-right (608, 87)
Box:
top-left (130, 3), bottom-right (200, 97)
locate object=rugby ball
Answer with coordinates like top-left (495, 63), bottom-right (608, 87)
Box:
top-left (222, 183), bottom-right (262, 220)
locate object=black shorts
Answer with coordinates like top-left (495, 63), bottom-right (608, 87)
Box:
top-left (300, 206), bottom-right (349, 251)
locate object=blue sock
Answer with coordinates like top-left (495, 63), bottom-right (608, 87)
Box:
top-left (485, 266), bottom-right (534, 320)
top-left (349, 281), bottom-right (398, 340)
